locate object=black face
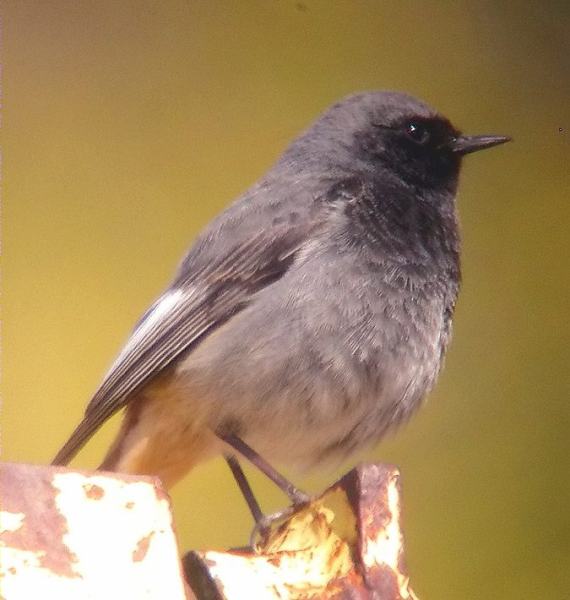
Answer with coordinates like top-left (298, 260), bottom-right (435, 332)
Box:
top-left (360, 115), bottom-right (463, 190)
top-left (285, 91), bottom-right (510, 195)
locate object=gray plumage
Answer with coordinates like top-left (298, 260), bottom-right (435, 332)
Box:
top-left (52, 91), bottom-right (510, 480)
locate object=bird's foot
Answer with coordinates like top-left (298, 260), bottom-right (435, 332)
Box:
top-left (249, 496), bottom-right (311, 550)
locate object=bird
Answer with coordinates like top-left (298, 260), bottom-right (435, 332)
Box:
top-left (52, 91), bottom-right (510, 522)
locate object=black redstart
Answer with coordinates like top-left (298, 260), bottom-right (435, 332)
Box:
top-left (52, 91), bottom-right (510, 522)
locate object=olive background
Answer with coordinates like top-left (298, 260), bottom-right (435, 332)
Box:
top-left (3, 2), bottom-right (569, 597)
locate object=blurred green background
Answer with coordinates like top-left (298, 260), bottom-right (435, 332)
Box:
top-left (3, 2), bottom-right (569, 597)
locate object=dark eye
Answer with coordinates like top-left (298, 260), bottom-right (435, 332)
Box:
top-left (405, 121), bottom-right (430, 145)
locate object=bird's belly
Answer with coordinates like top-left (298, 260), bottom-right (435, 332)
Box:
top-left (172, 286), bottom-right (447, 470)
top-left (238, 356), bottom-right (437, 469)
top-left (174, 345), bottom-right (438, 471)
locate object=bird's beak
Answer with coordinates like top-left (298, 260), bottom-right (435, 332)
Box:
top-left (449, 134), bottom-right (512, 155)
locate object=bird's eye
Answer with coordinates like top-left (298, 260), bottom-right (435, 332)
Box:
top-left (405, 121), bottom-right (430, 145)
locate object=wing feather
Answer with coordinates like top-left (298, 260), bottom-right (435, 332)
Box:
top-left (51, 223), bottom-right (313, 466)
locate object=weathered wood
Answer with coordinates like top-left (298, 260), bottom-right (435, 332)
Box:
top-left (184, 464), bottom-right (418, 599)
top-left (0, 462), bottom-right (192, 599)
top-left (0, 462), bottom-right (417, 599)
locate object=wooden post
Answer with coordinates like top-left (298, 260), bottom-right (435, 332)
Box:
top-left (1, 462), bottom-right (417, 599)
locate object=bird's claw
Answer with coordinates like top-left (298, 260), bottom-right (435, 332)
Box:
top-left (249, 498), bottom-right (311, 551)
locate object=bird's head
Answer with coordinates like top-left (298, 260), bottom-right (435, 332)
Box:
top-left (287, 91), bottom-right (511, 194)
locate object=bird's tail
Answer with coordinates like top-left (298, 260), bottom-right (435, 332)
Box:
top-left (51, 416), bottom-right (103, 466)
top-left (53, 390), bottom-right (220, 489)
top-left (97, 422), bottom-right (218, 489)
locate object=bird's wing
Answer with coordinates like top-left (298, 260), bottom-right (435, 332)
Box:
top-left (51, 222), bottom-right (315, 466)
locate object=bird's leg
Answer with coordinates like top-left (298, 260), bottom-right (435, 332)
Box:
top-left (218, 433), bottom-right (310, 505)
top-left (224, 454), bottom-right (264, 524)
top-left (220, 434), bottom-right (311, 548)
top-left (225, 454), bottom-right (283, 547)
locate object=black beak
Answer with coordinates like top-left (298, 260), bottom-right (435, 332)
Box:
top-left (449, 134), bottom-right (512, 156)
